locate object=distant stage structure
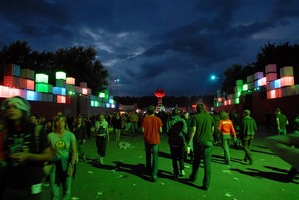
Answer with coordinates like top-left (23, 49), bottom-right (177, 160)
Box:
top-left (154, 88), bottom-right (165, 111)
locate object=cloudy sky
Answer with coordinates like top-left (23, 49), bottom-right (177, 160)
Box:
top-left (1, 0), bottom-right (299, 97)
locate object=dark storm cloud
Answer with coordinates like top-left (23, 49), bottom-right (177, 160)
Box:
top-left (1, 0), bottom-right (299, 96)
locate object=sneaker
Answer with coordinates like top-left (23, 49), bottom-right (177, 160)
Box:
top-left (100, 157), bottom-right (104, 164)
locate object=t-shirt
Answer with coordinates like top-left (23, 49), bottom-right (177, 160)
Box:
top-left (191, 112), bottom-right (214, 144)
top-left (4, 123), bottom-right (49, 189)
top-left (142, 115), bottom-right (163, 144)
top-left (48, 131), bottom-right (76, 160)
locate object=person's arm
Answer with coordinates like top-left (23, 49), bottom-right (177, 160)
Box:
top-left (187, 126), bottom-right (196, 146)
top-left (159, 126), bottom-right (163, 134)
top-left (276, 117), bottom-right (280, 130)
top-left (11, 147), bottom-right (52, 163)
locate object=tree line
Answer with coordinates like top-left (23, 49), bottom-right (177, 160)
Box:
top-left (0, 41), bottom-right (109, 95)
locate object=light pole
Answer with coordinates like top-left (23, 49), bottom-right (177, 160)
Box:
top-left (114, 78), bottom-right (120, 98)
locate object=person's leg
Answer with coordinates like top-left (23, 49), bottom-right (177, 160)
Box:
top-left (62, 176), bottom-right (72, 200)
top-left (243, 137), bottom-right (252, 164)
top-left (144, 143), bottom-right (152, 173)
top-left (202, 142), bottom-right (213, 189)
top-left (50, 166), bottom-right (61, 200)
top-left (190, 144), bottom-right (202, 180)
top-left (222, 135), bottom-right (230, 164)
top-left (170, 146), bottom-right (179, 177)
top-left (152, 144), bottom-right (159, 180)
top-left (178, 146), bottom-right (185, 176)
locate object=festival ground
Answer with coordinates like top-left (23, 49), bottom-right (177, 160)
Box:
top-left (42, 126), bottom-right (298, 200)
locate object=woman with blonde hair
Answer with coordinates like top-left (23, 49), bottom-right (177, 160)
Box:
top-left (48, 115), bottom-right (77, 200)
top-left (218, 112), bottom-right (236, 165)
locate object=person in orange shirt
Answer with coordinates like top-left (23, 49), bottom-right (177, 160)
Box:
top-left (218, 112), bottom-right (236, 165)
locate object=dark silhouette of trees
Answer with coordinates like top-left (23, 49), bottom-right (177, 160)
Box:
top-left (0, 40), bottom-right (109, 94)
top-left (220, 42), bottom-right (299, 95)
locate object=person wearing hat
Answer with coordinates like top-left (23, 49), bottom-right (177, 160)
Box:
top-left (275, 108), bottom-right (289, 135)
top-left (141, 105), bottom-right (163, 182)
top-left (1, 96), bottom-right (52, 200)
top-left (266, 118), bottom-right (299, 182)
top-left (240, 109), bottom-right (257, 165)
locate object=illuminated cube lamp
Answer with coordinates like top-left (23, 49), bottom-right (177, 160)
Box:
top-left (0, 86), bottom-right (10, 98)
top-left (53, 87), bottom-right (66, 95)
top-left (35, 73), bottom-right (49, 83)
top-left (8, 88), bottom-right (21, 97)
top-left (4, 76), bottom-right (20, 88)
top-left (57, 95), bottom-right (66, 103)
top-left (266, 73), bottom-right (277, 82)
top-left (56, 79), bottom-right (66, 87)
top-left (265, 64), bottom-right (277, 73)
top-left (254, 72), bottom-right (264, 80)
top-left (35, 83), bottom-right (49, 93)
top-left (66, 77), bottom-right (75, 85)
top-left (233, 98), bottom-right (240, 104)
top-left (236, 80), bottom-right (243, 86)
top-left (243, 84), bottom-right (248, 91)
top-left (280, 66), bottom-right (293, 77)
top-left (56, 71), bottom-right (66, 80)
top-left (82, 88), bottom-right (88, 95)
top-left (255, 77), bottom-right (266, 87)
top-left (27, 91), bottom-right (36, 101)
top-left (99, 92), bottom-right (105, 98)
top-left (280, 76), bottom-right (294, 87)
top-left (21, 69), bottom-right (35, 80)
top-left (4, 64), bottom-right (21, 76)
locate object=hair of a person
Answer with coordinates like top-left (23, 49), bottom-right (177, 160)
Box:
top-left (1, 96), bottom-right (31, 129)
top-left (53, 114), bottom-right (70, 131)
top-left (147, 105), bottom-right (155, 115)
top-left (220, 112), bottom-right (229, 120)
top-left (196, 103), bottom-right (205, 113)
top-left (172, 108), bottom-right (179, 116)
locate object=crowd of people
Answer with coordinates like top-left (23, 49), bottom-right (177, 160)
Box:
top-left (0, 95), bottom-right (298, 199)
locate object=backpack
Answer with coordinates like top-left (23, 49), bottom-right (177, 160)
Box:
top-left (168, 121), bottom-right (185, 146)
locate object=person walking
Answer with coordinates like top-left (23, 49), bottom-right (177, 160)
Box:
top-left (1, 96), bottom-right (52, 200)
top-left (94, 114), bottom-right (109, 164)
top-left (72, 116), bottom-right (87, 161)
top-left (275, 108), bottom-right (289, 135)
top-left (141, 105), bottom-right (163, 182)
top-left (112, 112), bottom-right (122, 141)
top-left (187, 103), bottom-right (214, 191)
top-left (48, 115), bottom-right (77, 200)
top-left (240, 109), bottom-right (257, 165)
top-left (218, 112), bottom-right (236, 165)
top-left (167, 108), bottom-right (188, 179)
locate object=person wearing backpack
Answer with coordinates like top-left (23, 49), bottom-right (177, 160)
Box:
top-left (167, 108), bottom-right (188, 180)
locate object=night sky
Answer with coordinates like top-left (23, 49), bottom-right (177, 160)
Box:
top-left (1, 0), bottom-right (299, 97)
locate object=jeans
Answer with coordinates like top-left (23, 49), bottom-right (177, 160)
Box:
top-left (170, 146), bottom-right (185, 175)
top-left (145, 143), bottom-right (159, 179)
top-left (222, 134), bottom-right (232, 163)
top-left (243, 135), bottom-right (254, 163)
top-left (50, 166), bottom-right (72, 200)
top-left (266, 133), bottom-right (299, 169)
top-left (190, 141), bottom-right (213, 188)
